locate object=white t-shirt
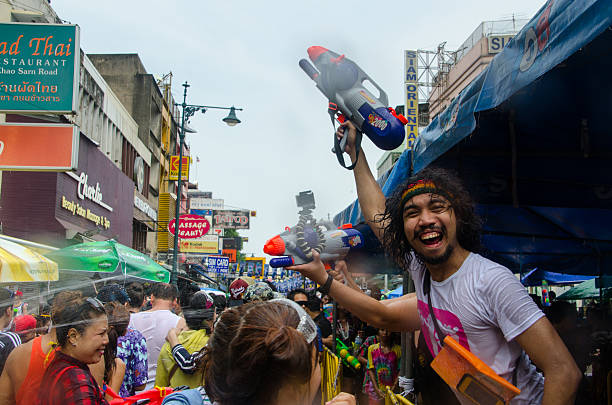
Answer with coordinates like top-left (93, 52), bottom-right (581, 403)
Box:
top-left (129, 309), bottom-right (181, 388)
top-left (408, 252), bottom-right (545, 405)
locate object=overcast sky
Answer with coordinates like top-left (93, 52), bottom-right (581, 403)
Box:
top-left (52, 0), bottom-right (544, 259)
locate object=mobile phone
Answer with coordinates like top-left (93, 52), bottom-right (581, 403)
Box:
top-left (457, 374), bottom-right (505, 405)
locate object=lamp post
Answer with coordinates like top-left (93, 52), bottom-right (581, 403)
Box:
top-left (171, 81), bottom-right (243, 286)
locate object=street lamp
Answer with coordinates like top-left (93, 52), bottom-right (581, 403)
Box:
top-left (171, 81), bottom-right (243, 286)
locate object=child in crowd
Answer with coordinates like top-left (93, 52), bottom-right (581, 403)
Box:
top-left (365, 329), bottom-right (401, 405)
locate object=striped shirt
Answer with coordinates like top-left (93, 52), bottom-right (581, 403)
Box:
top-left (0, 331), bottom-right (20, 374)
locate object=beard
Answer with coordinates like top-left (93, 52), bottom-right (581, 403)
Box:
top-left (415, 243), bottom-right (454, 265)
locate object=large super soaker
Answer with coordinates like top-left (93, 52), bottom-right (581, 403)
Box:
top-left (264, 205), bottom-right (364, 268)
top-left (299, 46), bottom-right (408, 169)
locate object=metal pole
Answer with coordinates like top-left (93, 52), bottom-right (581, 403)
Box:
top-left (171, 82), bottom-right (190, 286)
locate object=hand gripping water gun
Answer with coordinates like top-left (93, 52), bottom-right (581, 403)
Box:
top-left (263, 207), bottom-right (364, 268)
top-left (336, 338), bottom-right (361, 370)
top-left (299, 46), bottom-right (408, 169)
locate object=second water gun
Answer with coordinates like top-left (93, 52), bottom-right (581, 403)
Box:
top-left (264, 223), bottom-right (364, 268)
top-left (336, 338), bottom-right (361, 370)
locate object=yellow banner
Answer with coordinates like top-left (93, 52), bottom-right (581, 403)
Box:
top-left (179, 239), bottom-right (218, 253)
top-left (169, 156), bottom-right (189, 181)
top-left (404, 50), bottom-right (419, 149)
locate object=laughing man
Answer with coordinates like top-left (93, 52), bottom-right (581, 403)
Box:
top-left (289, 121), bottom-right (581, 405)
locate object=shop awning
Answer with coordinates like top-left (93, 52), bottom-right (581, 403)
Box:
top-left (0, 238), bottom-right (59, 282)
top-left (520, 268), bottom-right (596, 287)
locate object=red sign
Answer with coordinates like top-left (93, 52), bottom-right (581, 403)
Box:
top-left (0, 123), bottom-right (79, 171)
top-left (168, 214), bottom-right (210, 239)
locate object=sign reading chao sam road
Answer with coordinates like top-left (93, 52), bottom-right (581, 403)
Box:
top-left (168, 214), bottom-right (211, 239)
top-left (0, 23), bottom-right (80, 113)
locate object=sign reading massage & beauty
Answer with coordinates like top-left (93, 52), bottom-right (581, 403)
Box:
top-left (0, 23), bottom-right (80, 113)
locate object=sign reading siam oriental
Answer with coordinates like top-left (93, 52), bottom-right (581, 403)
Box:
top-left (168, 214), bottom-right (211, 239)
top-left (0, 23), bottom-right (80, 113)
top-left (213, 210), bottom-right (250, 229)
top-left (404, 50), bottom-right (418, 149)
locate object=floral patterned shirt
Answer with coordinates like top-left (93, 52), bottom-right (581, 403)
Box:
top-left (117, 328), bottom-right (148, 397)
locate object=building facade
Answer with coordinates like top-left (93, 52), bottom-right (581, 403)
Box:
top-left (427, 19), bottom-right (528, 121)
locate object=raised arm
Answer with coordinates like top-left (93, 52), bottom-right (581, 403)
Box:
top-left (288, 253), bottom-right (419, 332)
top-left (339, 121), bottom-right (387, 241)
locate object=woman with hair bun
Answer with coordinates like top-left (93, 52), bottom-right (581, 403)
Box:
top-left (201, 299), bottom-right (355, 405)
top-left (38, 296), bottom-right (109, 405)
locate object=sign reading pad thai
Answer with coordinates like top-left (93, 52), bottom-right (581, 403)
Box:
top-left (0, 23), bottom-right (80, 113)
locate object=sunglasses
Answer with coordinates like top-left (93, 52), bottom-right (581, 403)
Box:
top-left (85, 297), bottom-right (105, 311)
top-left (294, 300), bottom-right (309, 307)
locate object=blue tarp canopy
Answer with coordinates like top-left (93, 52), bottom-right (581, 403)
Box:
top-left (336, 0), bottom-right (612, 276)
top-left (520, 268), bottom-right (596, 287)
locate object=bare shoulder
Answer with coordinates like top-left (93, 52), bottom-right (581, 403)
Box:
top-left (6, 339), bottom-right (33, 367)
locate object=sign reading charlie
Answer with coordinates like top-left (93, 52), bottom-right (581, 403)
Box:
top-left (0, 23), bottom-right (80, 113)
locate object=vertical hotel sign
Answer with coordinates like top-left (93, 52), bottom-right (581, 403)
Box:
top-left (0, 23), bottom-right (80, 114)
top-left (404, 50), bottom-right (418, 149)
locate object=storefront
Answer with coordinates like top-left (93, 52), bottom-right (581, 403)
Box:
top-left (0, 134), bottom-right (134, 246)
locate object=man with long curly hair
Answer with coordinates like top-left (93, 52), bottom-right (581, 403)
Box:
top-left (290, 122), bottom-right (581, 405)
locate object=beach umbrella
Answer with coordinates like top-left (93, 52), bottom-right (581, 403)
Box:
top-left (0, 238), bottom-right (58, 282)
top-left (45, 240), bottom-right (169, 283)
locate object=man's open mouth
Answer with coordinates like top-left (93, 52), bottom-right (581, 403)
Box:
top-left (419, 231), bottom-right (443, 246)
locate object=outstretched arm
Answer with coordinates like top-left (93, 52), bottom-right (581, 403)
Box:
top-left (288, 253), bottom-right (419, 332)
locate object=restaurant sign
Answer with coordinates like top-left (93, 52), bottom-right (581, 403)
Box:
top-left (0, 23), bottom-right (80, 113)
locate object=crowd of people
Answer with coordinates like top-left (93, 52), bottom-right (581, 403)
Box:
top-left (0, 121), bottom-right (608, 405)
top-left (0, 279), bottom-right (362, 405)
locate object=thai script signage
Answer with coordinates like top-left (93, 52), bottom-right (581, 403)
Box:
top-left (0, 23), bottom-right (80, 113)
top-left (404, 50), bottom-right (418, 149)
top-left (0, 123), bottom-right (78, 171)
top-left (168, 214), bottom-right (211, 239)
top-left (213, 210), bottom-right (250, 229)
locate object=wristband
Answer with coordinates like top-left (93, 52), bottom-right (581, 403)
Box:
top-left (317, 273), bottom-right (334, 296)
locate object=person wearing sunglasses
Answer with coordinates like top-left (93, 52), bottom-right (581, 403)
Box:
top-left (38, 296), bottom-right (109, 405)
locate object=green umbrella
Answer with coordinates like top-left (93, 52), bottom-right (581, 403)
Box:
top-left (45, 240), bottom-right (170, 283)
top-left (557, 278), bottom-right (612, 301)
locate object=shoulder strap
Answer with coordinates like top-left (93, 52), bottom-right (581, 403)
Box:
top-left (423, 269), bottom-right (447, 346)
top-left (329, 108), bottom-right (362, 170)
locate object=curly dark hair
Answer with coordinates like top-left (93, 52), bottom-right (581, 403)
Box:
top-left (377, 166), bottom-right (482, 270)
